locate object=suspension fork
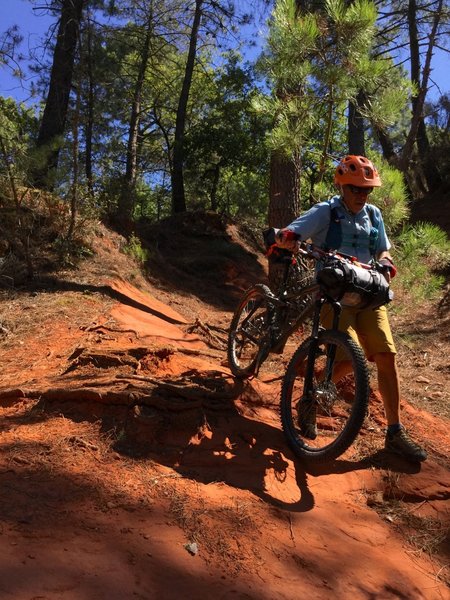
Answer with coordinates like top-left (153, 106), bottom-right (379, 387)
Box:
top-left (303, 297), bottom-right (341, 395)
top-left (324, 300), bottom-right (342, 381)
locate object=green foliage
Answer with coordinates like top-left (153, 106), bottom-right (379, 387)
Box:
top-left (0, 97), bottom-right (37, 189)
top-left (258, 0), bottom-right (411, 205)
top-left (397, 222), bottom-right (450, 268)
top-left (394, 222), bottom-right (450, 302)
top-left (53, 235), bottom-right (94, 269)
top-left (362, 63), bottom-right (412, 130)
top-left (183, 53), bottom-right (270, 216)
top-left (217, 167), bottom-right (269, 222)
top-left (123, 234), bottom-right (149, 264)
top-left (368, 155), bottom-right (409, 233)
top-left (425, 93), bottom-right (450, 183)
top-left (258, 0), bottom-right (320, 157)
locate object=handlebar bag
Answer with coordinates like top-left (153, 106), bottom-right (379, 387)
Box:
top-left (317, 259), bottom-right (393, 310)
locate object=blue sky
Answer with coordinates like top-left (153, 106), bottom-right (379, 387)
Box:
top-left (0, 0), bottom-right (55, 102)
top-left (0, 0), bottom-right (448, 105)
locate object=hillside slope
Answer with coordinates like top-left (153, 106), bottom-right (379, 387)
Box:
top-left (0, 215), bottom-right (449, 600)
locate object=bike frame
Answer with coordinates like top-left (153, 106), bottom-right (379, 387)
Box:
top-left (266, 236), bottom-right (379, 357)
top-left (266, 255), bottom-right (316, 354)
top-left (234, 230), bottom-right (381, 379)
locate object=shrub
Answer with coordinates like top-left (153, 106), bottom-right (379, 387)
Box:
top-left (123, 234), bottom-right (149, 264)
top-left (368, 154), bottom-right (409, 234)
top-left (394, 222), bottom-right (450, 302)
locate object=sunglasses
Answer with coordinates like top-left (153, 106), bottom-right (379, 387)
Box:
top-left (348, 185), bottom-right (374, 195)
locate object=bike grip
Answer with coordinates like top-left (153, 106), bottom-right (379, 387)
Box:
top-left (378, 258), bottom-right (397, 278)
top-left (283, 230), bottom-right (301, 241)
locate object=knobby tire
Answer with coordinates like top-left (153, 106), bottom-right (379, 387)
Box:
top-left (227, 284), bottom-right (272, 379)
top-left (280, 329), bottom-right (369, 464)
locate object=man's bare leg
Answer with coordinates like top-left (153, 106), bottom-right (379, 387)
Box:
top-left (373, 352), bottom-right (400, 425)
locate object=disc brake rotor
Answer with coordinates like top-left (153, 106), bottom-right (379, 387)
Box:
top-left (313, 380), bottom-right (338, 412)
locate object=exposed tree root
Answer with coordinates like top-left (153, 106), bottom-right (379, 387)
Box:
top-left (185, 318), bottom-right (228, 350)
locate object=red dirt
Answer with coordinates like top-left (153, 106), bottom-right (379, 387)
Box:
top-left (0, 221), bottom-right (449, 600)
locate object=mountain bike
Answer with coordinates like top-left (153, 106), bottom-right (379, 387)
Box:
top-left (227, 229), bottom-right (315, 379)
top-left (228, 228), bottom-right (392, 464)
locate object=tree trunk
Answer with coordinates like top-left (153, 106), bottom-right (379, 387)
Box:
top-left (406, 0), bottom-right (442, 191)
top-left (171, 0), bottom-right (203, 214)
top-left (417, 119), bottom-right (442, 191)
top-left (85, 12), bottom-right (94, 198)
top-left (348, 91), bottom-right (365, 155)
top-left (401, 0), bottom-right (443, 174)
top-left (268, 150), bottom-right (300, 228)
top-left (210, 163), bottom-right (220, 212)
top-left (31, 0), bottom-right (85, 190)
top-left (118, 9), bottom-right (154, 225)
top-left (268, 150), bottom-right (301, 290)
top-left (67, 77), bottom-right (81, 241)
top-left (372, 122), bottom-right (397, 165)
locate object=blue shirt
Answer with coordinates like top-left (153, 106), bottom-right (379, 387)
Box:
top-left (286, 196), bottom-right (391, 264)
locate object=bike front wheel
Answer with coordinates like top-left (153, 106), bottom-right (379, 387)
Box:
top-left (280, 329), bottom-right (369, 464)
top-left (227, 284), bottom-right (272, 378)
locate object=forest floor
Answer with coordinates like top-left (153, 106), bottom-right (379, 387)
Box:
top-left (0, 213), bottom-right (449, 600)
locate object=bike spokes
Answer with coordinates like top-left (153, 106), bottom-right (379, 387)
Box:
top-left (228, 285), bottom-right (271, 378)
top-left (281, 330), bottom-right (369, 463)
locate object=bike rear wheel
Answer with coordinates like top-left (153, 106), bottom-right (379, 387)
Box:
top-left (227, 284), bottom-right (272, 378)
top-left (280, 329), bottom-right (369, 464)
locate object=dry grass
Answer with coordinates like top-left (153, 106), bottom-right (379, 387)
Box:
top-left (363, 469), bottom-right (450, 588)
top-left (0, 289), bottom-right (110, 350)
top-left (164, 483), bottom-right (261, 573)
top-left (391, 288), bottom-right (450, 421)
top-left (403, 513), bottom-right (450, 589)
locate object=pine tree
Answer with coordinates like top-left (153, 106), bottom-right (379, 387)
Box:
top-left (31, 0), bottom-right (85, 191)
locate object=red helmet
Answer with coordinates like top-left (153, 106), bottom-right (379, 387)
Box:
top-left (334, 155), bottom-right (381, 187)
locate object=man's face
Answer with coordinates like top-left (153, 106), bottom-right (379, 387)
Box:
top-left (342, 184), bottom-right (374, 214)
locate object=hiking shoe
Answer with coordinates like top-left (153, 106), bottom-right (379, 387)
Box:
top-left (385, 428), bottom-right (427, 462)
top-left (297, 397), bottom-right (317, 440)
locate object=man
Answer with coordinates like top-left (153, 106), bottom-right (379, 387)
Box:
top-left (276, 155), bottom-right (427, 462)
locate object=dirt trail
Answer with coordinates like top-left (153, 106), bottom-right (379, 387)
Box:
top-left (1, 238), bottom-right (449, 599)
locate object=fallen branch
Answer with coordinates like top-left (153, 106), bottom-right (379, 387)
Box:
top-left (68, 435), bottom-right (99, 451)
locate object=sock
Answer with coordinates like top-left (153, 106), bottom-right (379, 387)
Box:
top-left (387, 423), bottom-right (403, 435)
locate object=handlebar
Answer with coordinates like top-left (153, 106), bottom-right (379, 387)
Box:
top-left (263, 227), bottom-right (393, 309)
top-left (263, 227), bottom-right (375, 271)
top-left (298, 241), bottom-right (374, 271)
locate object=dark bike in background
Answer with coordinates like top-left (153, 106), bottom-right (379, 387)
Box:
top-left (227, 228), bottom-right (315, 379)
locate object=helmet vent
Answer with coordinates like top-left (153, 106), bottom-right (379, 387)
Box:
top-left (334, 155), bottom-right (381, 187)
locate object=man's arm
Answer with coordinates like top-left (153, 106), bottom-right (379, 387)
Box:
top-left (275, 202), bottom-right (331, 251)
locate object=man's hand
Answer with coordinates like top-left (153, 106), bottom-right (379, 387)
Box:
top-left (275, 229), bottom-right (300, 252)
top-left (377, 257), bottom-right (397, 283)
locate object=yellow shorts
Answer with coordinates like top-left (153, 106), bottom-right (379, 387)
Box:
top-left (320, 304), bottom-right (396, 361)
